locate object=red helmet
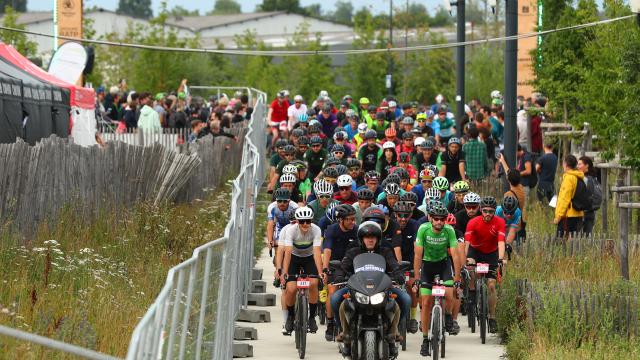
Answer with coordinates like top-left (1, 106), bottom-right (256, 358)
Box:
top-left (446, 213), bottom-right (457, 225)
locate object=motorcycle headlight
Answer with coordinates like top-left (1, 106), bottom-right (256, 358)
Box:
top-left (370, 292), bottom-right (385, 305)
top-left (354, 292), bottom-right (369, 304)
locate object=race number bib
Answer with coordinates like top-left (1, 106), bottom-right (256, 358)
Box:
top-left (477, 263), bottom-right (490, 274)
top-left (432, 286), bottom-right (446, 297)
top-left (297, 280), bottom-right (310, 288)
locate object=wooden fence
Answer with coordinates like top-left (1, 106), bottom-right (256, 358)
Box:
top-left (0, 128), bottom-right (247, 234)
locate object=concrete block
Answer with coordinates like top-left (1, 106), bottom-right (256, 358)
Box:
top-left (252, 280), bottom-right (266, 293)
top-left (252, 268), bottom-right (263, 280)
top-left (234, 326), bottom-right (258, 340)
top-left (247, 293), bottom-right (276, 307)
top-left (233, 342), bottom-right (253, 358)
top-left (237, 308), bottom-right (271, 323)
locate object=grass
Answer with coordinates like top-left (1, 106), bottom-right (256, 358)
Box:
top-left (0, 185), bottom-right (233, 358)
top-left (497, 199), bottom-right (640, 359)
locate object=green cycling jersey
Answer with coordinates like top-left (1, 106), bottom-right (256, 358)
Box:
top-left (415, 223), bottom-right (458, 262)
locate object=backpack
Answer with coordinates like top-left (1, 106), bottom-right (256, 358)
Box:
top-left (586, 176), bottom-right (603, 211)
top-left (571, 176), bottom-right (591, 211)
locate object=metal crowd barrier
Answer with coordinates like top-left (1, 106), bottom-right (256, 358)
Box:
top-left (125, 88), bottom-right (267, 360)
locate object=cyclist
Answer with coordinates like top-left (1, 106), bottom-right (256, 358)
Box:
top-left (446, 212), bottom-right (466, 336)
top-left (268, 144), bottom-right (296, 191)
top-left (414, 201), bottom-right (461, 356)
top-left (363, 206), bottom-right (402, 251)
top-left (422, 176), bottom-right (452, 209)
top-left (353, 188), bottom-right (375, 225)
top-left (268, 139), bottom-right (289, 192)
top-left (464, 196), bottom-right (506, 334)
top-left (274, 211), bottom-right (298, 334)
top-left (332, 221), bottom-right (407, 357)
top-left (357, 130), bottom-right (382, 172)
top-left (455, 192), bottom-right (481, 234)
top-left (322, 204), bottom-right (358, 341)
top-left (448, 180), bottom-right (470, 214)
top-left (378, 182), bottom-right (401, 214)
top-left (304, 135), bottom-right (328, 181)
top-left (392, 202), bottom-right (420, 334)
top-left (391, 166), bottom-right (413, 192)
top-left (399, 191), bottom-right (423, 220)
top-left (357, 170), bottom-right (383, 199)
top-left (333, 174), bottom-right (358, 205)
top-left (346, 158), bottom-right (364, 187)
top-left (411, 168), bottom-right (435, 205)
top-left (418, 187), bottom-right (445, 216)
top-left (308, 179), bottom-right (339, 225)
top-left (276, 173), bottom-right (304, 205)
top-left (413, 139), bottom-right (439, 172)
top-left (281, 207), bottom-right (323, 334)
top-left (496, 195), bottom-right (521, 255)
top-left (439, 137), bottom-right (467, 183)
top-left (266, 188), bottom-right (298, 254)
top-left (318, 202), bottom-right (339, 235)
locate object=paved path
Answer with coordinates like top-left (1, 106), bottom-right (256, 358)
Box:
top-left (247, 249), bottom-right (504, 359)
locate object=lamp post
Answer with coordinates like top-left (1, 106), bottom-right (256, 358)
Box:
top-left (445, 0), bottom-right (466, 132)
top-left (387, 0), bottom-right (394, 97)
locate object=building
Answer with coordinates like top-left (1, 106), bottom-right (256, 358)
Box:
top-left (517, 0), bottom-right (540, 99)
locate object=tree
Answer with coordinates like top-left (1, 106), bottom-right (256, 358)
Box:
top-left (465, 46), bottom-right (503, 104)
top-left (258, 0), bottom-right (305, 14)
top-left (331, 1), bottom-right (353, 25)
top-left (210, 0), bottom-right (241, 15)
top-left (169, 6), bottom-right (199, 17)
top-left (117, 0), bottom-right (153, 19)
top-left (304, 3), bottom-right (322, 17)
top-left (0, 1), bottom-right (25, 13)
top-left (0, 6), bottom-right (37, 57)
top-left (232, 30), bottom-right (280, 97)
top-left (393, 3), bottom-right (429, 29)
top-left (428, 6), bottom-right (454, 27)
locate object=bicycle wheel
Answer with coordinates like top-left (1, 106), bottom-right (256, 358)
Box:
top-left (441, 323), bottom-right (446, 358)
top-left (479, 282), bottom-right (487, 345)
top-left (298, 295), bottom-right (308, 359)
top-left (467, 288), bottom-right (475, 333)
top-left (431, 305), bottom-right (441, 360)
top-left (294, 296), bottom-right (300, 349)
top-left (319, 301), bottom-right (326, 325)
top-left (400, 315), bottom-right (407, 351)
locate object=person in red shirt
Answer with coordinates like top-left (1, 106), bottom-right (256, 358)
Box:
top-left (464, 195), bottom-right (506, 334)
top-left (333, 174), bottom-right (358, 205)
top-left (268, 90), bottom-right (290, 150)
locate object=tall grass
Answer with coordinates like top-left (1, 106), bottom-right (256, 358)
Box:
top-left (0, 185), bottom-right (232, 358)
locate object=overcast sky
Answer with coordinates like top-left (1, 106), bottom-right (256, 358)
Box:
top-left (27, 0), bottom-right (412, 15)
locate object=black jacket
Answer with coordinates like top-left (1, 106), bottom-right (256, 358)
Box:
top-left (334, 246), bottom-right (404, 285)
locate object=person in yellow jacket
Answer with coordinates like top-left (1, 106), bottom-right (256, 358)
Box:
top-left (553, 155), bottom-right (585, 237)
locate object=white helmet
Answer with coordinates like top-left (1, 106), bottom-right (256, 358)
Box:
top-left (313, 179), bottom-right (334, 196)
top-left (382, 141), bottom-right (396, 150)
top-left (282, 164), bottom-right (298, 175)
top-left (294, 94), bottom-right (303, 102)
top-left (282, 89), bottom-right (290, 97)
top-left (295, 206), bottom-right (314, 220)
top-left (426, 187), bottom-right (441, 200)
top-left (414, 136), bottom-right (426, 147)
top-left (279, 173), bottom-right (296, 184)
top-left (384, 182), bottom-right (401, 195)
top-left (357, 123), bottom-right (368, 134)
top-left (463, 192), bottom-right (482, 204)
top-left (388, 100), bottom-right (397, 108)
top-left (435, 94), bottom-right (444, 104)
top-left (319, 90), bottom-right (329, 98)
top-left (491, 90), bottom-right (502, 99)
top-left (336, 174), bottom-right (353, 187)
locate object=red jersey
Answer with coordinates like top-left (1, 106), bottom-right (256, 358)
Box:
top-left (332, 191), bottom-right (358, 205)
top-left (464, 215), bottom-right (506, 254)
top-left (270, 99), bottom-right (290, 123)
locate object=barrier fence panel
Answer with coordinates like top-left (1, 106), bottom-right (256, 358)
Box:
top-left (126, 88), bottom-right (266, 360)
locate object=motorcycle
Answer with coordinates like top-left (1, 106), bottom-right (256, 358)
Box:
top-left (340, 253), bottom-right (399, 360)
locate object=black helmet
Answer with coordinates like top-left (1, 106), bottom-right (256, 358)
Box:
top-left (297, 136), bottom-right (309, 145)
top-left (364, 170), bottom-right (380, 181)
top-left (325, 157), bottom-right (341, 167)
top-left (308, 124), bottom-right (321, 133)
top-left (310, 135), bottom-right (323, 145)
top-left (306, 108), bottom-right (317, 116)
top-left (336, 204), bottom-right (356, 219)
top-left (364, 129), bottom-right (377, 140)
top-left (363, 207), bottom-right (386, 224)
top-left (346, 158), bottom-right (361, 168)
top-left (384, 182), bottom-right (401, 195)
top-left (357, 221), bottom-right (382, 252)
top-left (291, 128), bottom-right (304, 138)
top-left (275, 139), bottom-right (289, 149)
top-left (393, 202), bottom-right (412, 214)
top-left (393, 167), bottom-right (409, 180)
top-left (335, 164), bottom-right (348, 176)
top-left (274, 188), bottom-right (291, 201)
top-left (283, 145), bottom-right (296, 155)
top-left (502, 196), bottom-right (519, 215)
top-left (386, 174), bottom-right (401, 185)
top-left (400, 192), bottom-right (418, 204)
top-left (428, 201), bottom-right (448, 216)
top-left (367, 105), bottom-right (377, 113)
top-left (357, 188), bottom-right (375, 201)
top-left (323, 167), bottom-right (339, 178)
top-left (331, 144), bottom-right (346, 153)
top-left (481, 196), bottom-right (498, 209)
top-left (399, 152), bottom-right (411, 163)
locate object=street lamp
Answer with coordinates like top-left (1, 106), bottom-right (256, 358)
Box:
top-left (631, 0), bottom-right (640, 26)
top-left (444, 0), bottom-right (466, 132)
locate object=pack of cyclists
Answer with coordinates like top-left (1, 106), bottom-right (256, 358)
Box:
top-left (266, 90), bottom-right (519, 357)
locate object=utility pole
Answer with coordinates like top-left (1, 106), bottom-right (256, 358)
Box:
top-left (387, 0), bottom-right (394, 97)
top-left (503, 0), bottom-right (518, 169)
top-left (455, 1), bottom-right (466, 132)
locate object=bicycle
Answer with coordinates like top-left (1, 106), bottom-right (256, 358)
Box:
top-left (291, 273), bottom-right (319, 359)
top-left (429, 275), bottom-right (447, 360)
top-left (397, 261), bottom-right (413, 352)
top-left (461, 266), bottom-right (475, 333)
top-left (474, 262), bottom-right (490, 344)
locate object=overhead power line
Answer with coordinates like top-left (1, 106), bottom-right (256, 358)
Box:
top-left (0, 14), bottom-right (634, 57)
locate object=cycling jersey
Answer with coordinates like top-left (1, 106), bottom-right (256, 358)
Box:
top-left (267, 201), bottom-right (299, 240)
top-left (454, 209), bottom-right (477, 234)
top-left (270, 153), bottom-right (284, 168)
top-left (380, 219), bottom-right (402, 250)
top-left (392, 219), bottom-right (419, 262)
top-left (447, 200), bottom-right (464, 215)
top-left (358, 145), bottom-right (382, 172)
top-left (333, 191), bottom-right (358, 205)
top-left (322, 223), bottom-right (358, 259)
top-left (464, 216), bottom-right (506, 254)
top-left (277, 223), bottom-right (296, 247)
top-left (270, 99), bottom-right (289, 123)
top-left (413, 151), bottom-right (439, 171)
top-left (415, 223), bottom-right (458, 263)
top-left (304, 148), bottom-right (328, 180)
top-left (282, 223), bottom-right (322, 257)
top-left (496, 206), bottom-right (522, 229)
top-left (308, 199), bottom-right (339, 225)
top-left (440, 150), bottom-right (466, 183)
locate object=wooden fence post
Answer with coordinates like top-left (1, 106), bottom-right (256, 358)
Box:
top-left (602, 168), bottom-right (608, 233)
top-left (620, 190), bottom-right (630, 280)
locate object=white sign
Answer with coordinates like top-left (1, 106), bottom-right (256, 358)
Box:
top-left (48, 41), bottom-right (87, 85)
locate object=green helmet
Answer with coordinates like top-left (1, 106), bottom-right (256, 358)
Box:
top-left (452, 180), bottom-right (470, 193)
top-left (433, 176), bottom-right (449, 191)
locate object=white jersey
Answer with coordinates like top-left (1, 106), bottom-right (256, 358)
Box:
top-left (277, 223), bottom-right (296, 247)
top-left (282, 223), bottom-right (322, 257)
top-left (287, 104), bottom-right (308, 130)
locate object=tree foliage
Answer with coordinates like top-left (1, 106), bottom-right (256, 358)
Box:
top-left (258, 0), bottom-right (305, 14)
top-left (169, 6), bottom-right (200, 17)
top-left (117, 0), bottom-right (153, 19)
top-left (210, 0), bottom-right (242, 15)
top-left (328, 1), bottom-right (353, 25)
top-left (0, 6), bottom-right (37, 57)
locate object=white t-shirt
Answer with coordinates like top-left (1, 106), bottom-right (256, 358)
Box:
top-left (517, 109), bottom-right (529, 146)
top-left (282, 223), bottom-right (322, 257)
top-left (287, 104), bottom-right (308, 130)
top-left (277, 223), bottom-right (296, 247)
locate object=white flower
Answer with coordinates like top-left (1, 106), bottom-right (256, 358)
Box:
top-left (32, 247), bottom-right (47, 253)
top-left (79, 248), bottom-right (93, 254)
top-left (43, 240), bottom-right (60, 246)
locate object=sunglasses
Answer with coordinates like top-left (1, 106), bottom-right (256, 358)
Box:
top-left (298, 219), bottom-right (312, 224)
top-left (421, 179), bottom-right (433, 184)
top-left (299, 146), bottom-right (308, 150)
top-left (285, 154), bottom-right (294, 157)
top-left (333, 152), bottom-right (344, 155)
top-left (339, 186), bottom-right (351, 191)
top-left (318, 195), bottom-right (331, 199)
top-left (396, 213), bottom-right (410, 219)
top-left (295, 101), bottom-right (301, 104)
top-left (312, 144), bottom-right (322, 148)
top-left (465, 205), bottom-right (479, 210)
top-left (482, 209), bottom-right (496, 215)
top-left (431, 216), bottom-right (446, 222)
top-left (277, 200), bottom-right (289, 203)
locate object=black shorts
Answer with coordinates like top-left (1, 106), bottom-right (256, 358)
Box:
top-left (286, 255), bottom-right (318, 282)
top-left (420, 258), bottom-right (453, 290)
top-left (467, 247), bottom-right (499, 280)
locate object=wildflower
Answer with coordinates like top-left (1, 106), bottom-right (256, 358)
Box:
top-left (43, 240), bottom-right (60, 246)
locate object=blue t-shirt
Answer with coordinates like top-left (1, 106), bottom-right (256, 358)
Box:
top-left (496, 206), bottom-right (522, 229)
top-left (322, 223), bottom-right (358, 258)
top-left (267, 201), bottom-right (298, 239)
top-left (392, 219), bottom-right (419, 262)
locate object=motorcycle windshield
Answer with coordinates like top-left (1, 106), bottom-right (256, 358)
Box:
top-left (349, 253), bottom-right (392, 296)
